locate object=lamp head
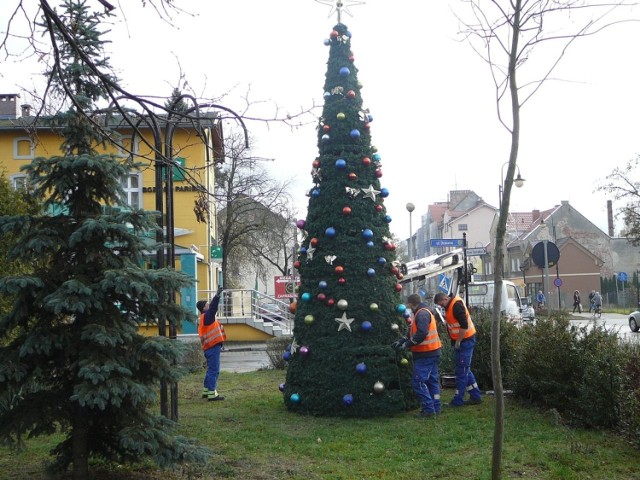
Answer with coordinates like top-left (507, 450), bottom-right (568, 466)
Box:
top-left (514, 173), bottom-right (525, 188)
top-left (406, 202), bottom-right (415, 213)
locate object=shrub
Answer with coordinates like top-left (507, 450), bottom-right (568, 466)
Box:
top-left (266, 336), bottom-right (293, 370)
top-left (619, 344), bottom-right (640, 446)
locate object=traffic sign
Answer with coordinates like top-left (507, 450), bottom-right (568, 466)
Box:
top-left (618, 271), bottom-right (628, 282)
top-left (430, 238), bottom-right (465, 247)
top-left (438, 274), bottom-right (451, 293)
top-left (553, 278), bottom-right (563, 288)
top-left (466, 247), bottom-right (486, 256)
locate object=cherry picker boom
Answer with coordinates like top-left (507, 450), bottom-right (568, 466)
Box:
top-left (398, 248), bottom-right (466, 297)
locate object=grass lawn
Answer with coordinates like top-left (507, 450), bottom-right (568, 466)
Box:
top-left (1, 368), bottom-right (637, 479)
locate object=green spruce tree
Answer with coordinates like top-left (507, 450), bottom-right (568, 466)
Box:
top-left (0, 2), bottom-right (207, 478)
top-left (284, 23), bottom-right (415, 417)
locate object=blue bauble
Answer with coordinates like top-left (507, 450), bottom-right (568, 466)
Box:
top-left (323, 91), bottom-right (331, 99)
top-left (312, 189), bottom-right (320, 198)
top-left (367, 114), bottom-right (373, 122)
top-left (356, 362), bottom-right (367, 374)
top-left (367, 268), bottom-right (376, 277)
top-left (325, 227), bottom-right (336, 238)
top-left (342, 394), bottom-right (353, 406)
top-left (378, 257), bottom-right (387, 265)
top-left (372, 153), bottom-right (381, 161)
top-left (396, 303), bottom-right (407, 314)
top-left (300, 246), bottom-right (307, 254)
top-left (346, 30), bottom-right (352, 38)
top-left (380, 188), bottom-right (389, 198)
top-left (403, 310), bottom-right (411, 319)
top-left (366, 241), bottom-right (374, 248)
top-left (290, 393), bottom-right (300, 403)
top-left (384, 215), bottom-right (392, 223)
top-left (362, 228), bottom-right (374, 240)
top-left (279, 383), bottom-right (286, 392)
top-left (322, 134), bottom-right (330, 143)
top-left (339, 67), bottom-right (350, 77)
top-left (350, 129), bottom-right (361, 140)
top-left (301, 292), bottom-right (312, 302)
top-left (361, 321), bottom-right (372, 331)
top-left (335, 158), bottom-right (347, 169)
top-left (283, 351), bottom-right (291, 361)
top-left (323, 38), bottom-right (331, 46)
top-left (318, 281), bottom-right (328, 289)
top-left (285, 344), bottom-right (292, 352)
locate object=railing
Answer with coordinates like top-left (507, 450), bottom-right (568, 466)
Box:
top-left (198, 288), bottom-right (294, 334)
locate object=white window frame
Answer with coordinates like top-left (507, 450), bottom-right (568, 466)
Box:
top-left (14, 137), bottom-right (34, 159)
top-left (9, 173), bottom-right (28, 191)
top-left (120, 172), bottom-right (142, 209)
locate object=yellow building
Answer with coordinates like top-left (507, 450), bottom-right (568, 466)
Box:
top-left (0, 93), bottom-right (222, 334)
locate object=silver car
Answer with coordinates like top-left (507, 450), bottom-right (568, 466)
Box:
top-left (629, 311), bottom-right (640, 332)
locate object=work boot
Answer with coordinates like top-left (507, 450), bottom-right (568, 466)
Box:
top-left (207, 390), bottom-right (225, 401)
top-left (202, 388), bottom-right (209, 399)
top-left (463, 397), bottom-right (483, 406)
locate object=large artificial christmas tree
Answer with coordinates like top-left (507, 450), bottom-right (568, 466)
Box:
top-left (0, 2), bottom-right (206, 478)
top-left (283, 22), bottom-right (416, 417)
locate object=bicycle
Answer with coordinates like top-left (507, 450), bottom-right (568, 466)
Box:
top-left (592, 304), bottom-right (602, 319)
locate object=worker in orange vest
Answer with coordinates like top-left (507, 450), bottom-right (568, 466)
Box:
top-left (433, 292), bottom-right (483, 407)
top-left (405, 293), bottom-right (443, 417)
top-left (197, 286), bottom-right (226, 401)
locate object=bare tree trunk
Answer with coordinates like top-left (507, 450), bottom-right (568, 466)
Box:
top-left (72, 408), bottom-right (89, 480)
top-left (491, 2), bottom-right (522, 479)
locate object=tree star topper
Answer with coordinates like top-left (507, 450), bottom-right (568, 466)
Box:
top-left (315, 0), bottom-right (365, 23)
top-left (335, 312), bottom-right (355, 332)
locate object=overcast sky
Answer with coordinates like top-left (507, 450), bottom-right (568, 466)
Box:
top-left (2, 0), bottom-right (639, 243)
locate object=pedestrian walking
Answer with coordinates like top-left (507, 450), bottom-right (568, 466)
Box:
top-left (433, 292), bottom-right (482, 407)
top-left (573, 290), bottom-right (582, 313)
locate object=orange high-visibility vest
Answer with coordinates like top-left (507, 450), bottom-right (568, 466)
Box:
top-left (409, 307), bottom-right (442, 353)
top-left (198, 314), bottom-right (226, 351)
top-left (444, 296), bottom-right (476, 340)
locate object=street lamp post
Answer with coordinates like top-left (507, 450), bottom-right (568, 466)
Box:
top-left (406, 202), bottom-right (415, 294)
top-left (498, 162), bottom-right (525, 208)
top-left (539, 219), bottom-right (552, 312)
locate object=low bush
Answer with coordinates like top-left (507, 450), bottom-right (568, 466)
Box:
top-left (266, 335), bottom-right (292, 370)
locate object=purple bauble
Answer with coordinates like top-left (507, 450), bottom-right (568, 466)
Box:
top-left (296, 219), bottom-right (306, 229)
top-left (299, 346), bottom-right (310, 356)
top-left (279, 383), bottom-right (286, 392)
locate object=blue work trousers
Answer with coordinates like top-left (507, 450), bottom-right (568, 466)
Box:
top-left (451, 336), bottom-right (482, 406)
top-left (203, 343), bottom-right (223, 392)
top-left (412, 355), bottom-right (441, 414)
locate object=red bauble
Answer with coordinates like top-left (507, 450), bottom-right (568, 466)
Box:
top-left (289, 302), bottom-right (297, 314)
top-left (389, 243), bottom-right (397, 251)
top-left (396, 273), bottom-right (404, 280)
top-left (312, 160), bottom-right (320, 168)
top-left (375, 204), bottom-right (384, 212)
top-left (394, 284), bottom-right (403, 292)
top-left (323, 124), bottom-right (331, 132)
top-left (348, 172), bottom-right (357, 181)
top-left (375, 169), bottom-right (383, 178)
top-left (335, 265), bottom-right (344, 275)
top-left (327, 298), bottom-right (335, 307)
top-left (338, 277), bottom-right (346, 285)
top-left (362, 157), bottom-right (371, 166)
top-left (331, 29), bottom-right (339, 38)
top-left (364, 122), bottom-right (371, 130)
top-left (384, 243), bottom-right (393, 251)
top-left (294, 261), bottom-right (301, 269)
top-left (346, 90), bottom-right (356, 99)
top-left (349, 55), bottom-right (355, 62)
top-left (342, 206), bottom-right (352, 215)
top-left (310, 237), bottom-right (319, 246)
top-left (391, 266), bottom-right (399, 275)
top-left (317, 293), bottom-right (327, 301)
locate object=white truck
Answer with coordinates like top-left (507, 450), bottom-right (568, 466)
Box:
top-left (399, 249), bottom-right (530, 321)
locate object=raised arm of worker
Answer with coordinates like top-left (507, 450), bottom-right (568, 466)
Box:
top-left (203, 287), bottom-right (223, 326)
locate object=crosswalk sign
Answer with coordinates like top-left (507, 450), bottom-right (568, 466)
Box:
top-left (438, 274), bottom-right (451, 293)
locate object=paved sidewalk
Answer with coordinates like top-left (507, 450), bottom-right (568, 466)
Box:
top-left (221, 342), bottom-right (271, 373)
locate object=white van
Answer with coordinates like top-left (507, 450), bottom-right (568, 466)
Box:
top-left (464, 281), bottom-right (525, 320)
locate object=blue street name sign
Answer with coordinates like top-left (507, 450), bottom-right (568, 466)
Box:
top-left (430, 238), bottom-right (465, 247)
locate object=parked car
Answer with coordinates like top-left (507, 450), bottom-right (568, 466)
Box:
top-left (629, 311), bottom-right (640, 332)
